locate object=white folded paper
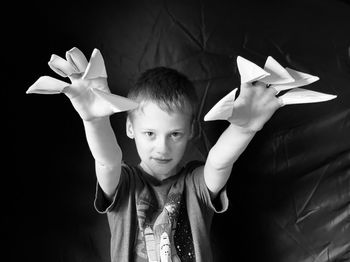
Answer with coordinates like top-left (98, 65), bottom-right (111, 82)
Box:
top-left (204, 56), bottom-right (337, 121)
top-left (28, 76), bottom-right (70, 94)
top-left (278, 88), bottom-right (337, 105)
top-left (26, 47), bottom-right (138, 113)
top-left (203, 89), bottom-right (238, 121)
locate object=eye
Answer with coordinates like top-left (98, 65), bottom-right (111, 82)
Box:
top-left (144, 131), bottom-right (154, 137)
top-left (171, 132), bottom-right (183, 139)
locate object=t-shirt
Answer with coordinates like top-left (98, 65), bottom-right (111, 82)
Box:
top-left (94, 161), bottom-right (229, 262)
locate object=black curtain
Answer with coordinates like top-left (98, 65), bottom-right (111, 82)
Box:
top-left (5, 0), bottom-right (350, 261)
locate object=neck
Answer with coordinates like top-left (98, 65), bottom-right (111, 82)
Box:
top-left (139, 163), bottom-right (181, 181)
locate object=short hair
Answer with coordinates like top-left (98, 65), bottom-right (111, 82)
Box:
top-left (127, 67), bottom-right (198, 120)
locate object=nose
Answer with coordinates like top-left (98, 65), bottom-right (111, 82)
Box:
top-left (154, 136), bottom-right (170, 155)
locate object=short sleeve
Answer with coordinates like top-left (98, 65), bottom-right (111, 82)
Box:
top-left (94, 163), bottom-right (131, 214)
top-left (186, 162), bottom-right (229, 213)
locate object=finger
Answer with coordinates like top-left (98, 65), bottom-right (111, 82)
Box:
top-left (26, 76), bottom-right (69, 94)
top-left (278, 88), bottom-right (336, 105)
top-left (82, 49), bottom-right (108, 80)
top-left (237, 56), bottom-right (269, 83)
top-left (239, 82), bottom-right (253, 96)
top-left (48, 54), bottom-right (77, 77)
top-left (66, 47), bottom-right (89, 73)
top-left (258, 86), bottom-right (282, 107)
top-left (241, 82), bottom-right (253, 90)
top-left (251, 81), bottom-right (266, 88)
top-left (277, 97), bottom-right (285, 107)
top-left (265, 85), bottom-right (279, 97)
top-left (92, 88), bottom-right (139, 112)
top-left (203, 88), bottom-right (238, 121)
top-left (251, 81), bottom-right (266, 96)
top-left (262, 97), bottom-right (283, 115)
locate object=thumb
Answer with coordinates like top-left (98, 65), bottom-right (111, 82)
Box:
top-left (239, 82), bottom-right (253, 96)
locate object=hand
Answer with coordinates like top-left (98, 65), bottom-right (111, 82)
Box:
top-left (65, 72), bottom-right (115, 121)
top-left (56, 48), bottom-right (116, 121)
top-left (227, 82), bottom-right (282, 132)
top-left (27, 47), bottom-right (138, 121)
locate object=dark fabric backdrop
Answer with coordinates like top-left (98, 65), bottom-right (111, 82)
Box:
top-left (4, 0), bottom-right (350, 261)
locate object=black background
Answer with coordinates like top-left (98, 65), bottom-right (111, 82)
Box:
top-left (3, 0), bottom-right (350, 261)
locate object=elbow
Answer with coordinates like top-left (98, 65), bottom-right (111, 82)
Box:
top-left (95, 160), bottom-right (121, 172)
top-left (207, 147), bottom-right (236, 171)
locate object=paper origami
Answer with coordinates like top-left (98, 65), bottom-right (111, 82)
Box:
top-left (26, 47), bottom-right (138, 113)
top-left (204, 56), bottom-right (337, 121)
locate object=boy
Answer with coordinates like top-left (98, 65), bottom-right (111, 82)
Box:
top-left (31, 48), bottom-right (281, 262)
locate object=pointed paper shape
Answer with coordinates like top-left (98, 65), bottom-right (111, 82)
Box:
top-left (66, 47), bottom-right (89, 73)
top-left (26, 76), bottom-right (70, 94)
top-left (237, 56), bottom-right (269, 83)
top-left (260, 56), bottom-right (294, 84)
top-left (26, 47), bottom-right (136, 118)
top-left (204, 88), bottom-right (238, 121)
top-left (279, 88), bottom-right (337, 105)
top-left (286, 67), bottom-right (319, 82)
top-left (48, 54), bottom-right (77, 78)
top-left (273, 68), bottom-right (320, 92)
top-left (82, 49), bottom-right (108, 80)
top-left (92, 88), bottom-right (139, 112)
top-left (203, 56), bottom-right (336, 123)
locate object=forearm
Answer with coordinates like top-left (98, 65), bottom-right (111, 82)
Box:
top-left (83, 116), bottom-right (122, 197)
top-left (204, 124), bottom-right (256, 196)
top-left (204, 81), bottom-right (280, 196)
top-left (207, 124), bottom-right (256, 171)
top-left (204, 124), bottom-right (256, 197)
top-left (83, 116), bottom-right (122, 167)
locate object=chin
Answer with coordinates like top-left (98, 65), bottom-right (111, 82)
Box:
top-left (153, 165), bottom-right (176, 176)
top-left (150, 162), bottom-right (179, 177)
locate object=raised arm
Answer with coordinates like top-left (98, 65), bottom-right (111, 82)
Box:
top-left (63, 61), bottom-right (124, 199)
top-left (82, 117), bottom-right (122, 198)
top-left (27, 48), bottom-right (137, 199)
top-left (204, 82), bottom-right (282, 198)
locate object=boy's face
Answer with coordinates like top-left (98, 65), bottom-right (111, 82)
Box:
top-left (127, 102), bottom-right (193, 180)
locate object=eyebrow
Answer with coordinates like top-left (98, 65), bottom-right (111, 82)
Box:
top-left (140, 128), bottom-right (185, 132)
top-left (170, 128), bottom-right (185, 132)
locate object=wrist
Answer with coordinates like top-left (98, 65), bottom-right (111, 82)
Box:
top-left (228, 122), bottom-right (259, 135)
top-left (83, 116), bottom-right (110, 127)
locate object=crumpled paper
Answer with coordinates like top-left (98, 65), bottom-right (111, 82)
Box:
top-left (204, 56), bottom-right (337, 121)
top-left (26, 47), bottom-right (138, 113)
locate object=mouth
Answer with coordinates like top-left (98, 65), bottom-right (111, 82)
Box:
top-left (152, 157), bottom-right (172, 164)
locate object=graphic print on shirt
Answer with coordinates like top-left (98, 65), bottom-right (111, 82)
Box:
top-left (134, 192), bottom-right (158, 261)
top-left (134, 180), bottom-right (195, 262)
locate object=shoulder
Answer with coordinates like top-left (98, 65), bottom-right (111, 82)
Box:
top-left (183, 160), bottom-right (204, 174)
top-left (183, 160), bottom-right (229, 213)
top-left (183, 160), bottom-right (205, 186)
top-left (120, 161), bottom-right (144, 179)
top-left (112, 161), bottom-right (149, 191)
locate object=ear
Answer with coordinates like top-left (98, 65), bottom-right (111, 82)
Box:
top-left (188, 119), bottom-right (197, 140)
top-left (126, 116), bottom-right (135, 139)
